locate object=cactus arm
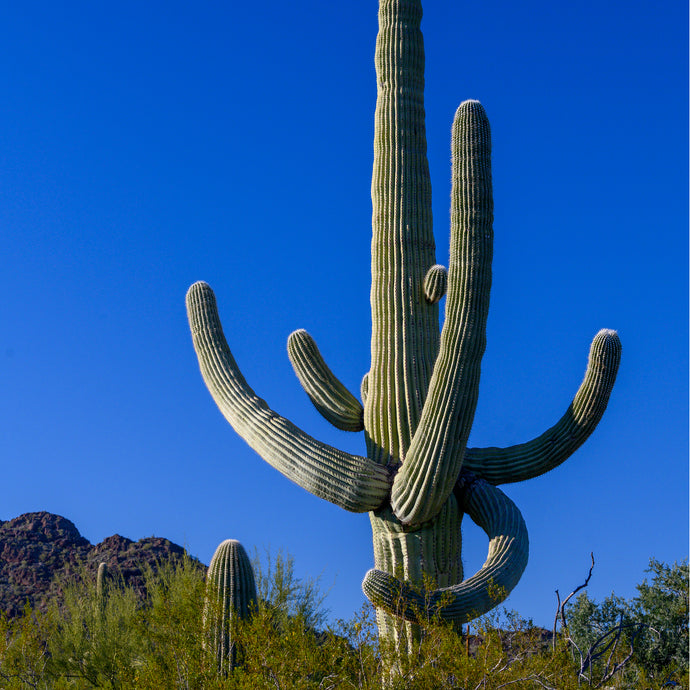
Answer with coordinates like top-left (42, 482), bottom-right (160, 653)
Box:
top-left (462, 329), bottom-right (622, 485)
top-left (187, 281), bottom-right (390, 512)
top-left (423, 265), bottom-right (448, 304)
top-left (363, 475), bottom-right (527, 625)
top-left (287, 329), bottom-right (364, 432)
top-left (391, 100), bottom-right (493, 526)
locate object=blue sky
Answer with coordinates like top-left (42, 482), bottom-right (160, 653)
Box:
top-left (1, 0), bottom-right (687, 628)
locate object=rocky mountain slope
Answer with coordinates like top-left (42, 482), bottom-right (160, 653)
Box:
top-left (0, 511), bottom-right (199, 618)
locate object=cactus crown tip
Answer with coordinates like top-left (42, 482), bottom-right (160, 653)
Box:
top-left (454, 99), bottom-right (490, 127)
top-left (187, 281), bottom-right (216, 309)
top-left (218, 538), bottom-right (241, 547)
top-left (190, 280), bottom-right (213, 291)
top-left (595, 328), bottom-right (621, 346)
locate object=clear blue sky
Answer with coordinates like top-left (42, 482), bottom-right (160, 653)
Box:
top-left (1, 0), bottom-right (687, 628)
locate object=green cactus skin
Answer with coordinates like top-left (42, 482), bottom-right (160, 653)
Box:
top-left (287, 329), bottom-right (364, 432)
top-left (95, 561), bottom-right (109, 620)
top-left (461, 329), bottom-right (623, 485)
top-left (363, 474), bottom-right (528, 626)
top-left (204, 539), bottom-right (258, 673)
top-left (96, 562), bottom-right (108, 600)
top-left (186, 0), bottom-right (621, 647)
top-left (187, 284), bottom-right (390, 514)
top-left (423, 265), bottom-right (448, 304)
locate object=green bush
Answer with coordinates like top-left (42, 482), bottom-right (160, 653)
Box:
top-left (566, 558), bottom-right (688, 688)
top-left (1, 554), bottom-right (687, 689)
top-left (0, 602), bottom-right (55, 689)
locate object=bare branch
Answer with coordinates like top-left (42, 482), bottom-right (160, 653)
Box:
top-left (552, 552), bottom-right (595, 651)
top-left (579, 618), bottom-right (646, 688)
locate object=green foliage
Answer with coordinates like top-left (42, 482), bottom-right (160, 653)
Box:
top-left (133, 554), bottom-right (213, 688)
top-left (1, 553), bottom-right (686, 688)
top-left (0, 602), bottom-right (54, 689)
top-left (633, 558), bottom-right (689, 675)
top-left (44, 566), bottom-right (142, 688)
top-left (565, 558), bottom-right (689, 687)
top-left (251, 547), bottom-right (329, 632)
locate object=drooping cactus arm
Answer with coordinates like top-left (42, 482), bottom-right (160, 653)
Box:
top-left (363, 475), bottom-right (528, 625)
top-left (462, 329), bottom-right (622, 485)
top-left (287, 329), bottom-right (364, 432)
top-left (391, 100), bottom-right (493, 526)
top-left (187, 282), bottom-right (390, 512)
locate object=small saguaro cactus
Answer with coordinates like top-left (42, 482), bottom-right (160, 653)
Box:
top-left (96, 562), bottom-right (109, 601)
top-left (94, 561), bottom-right (109, 621)
top-left (186, 0), bottom-right (621, 648)
top-left (204, 539), bottom-right (257, 673)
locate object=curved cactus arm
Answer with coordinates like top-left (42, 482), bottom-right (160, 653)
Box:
top-left (462, 329), bottom-right (622, 485)
top-left (187, 281), bottom-right (390, 512)
top-left (391, 100), bottom-right (493, 527)
top-left (287, 329), bottom-right (364, 432)
top-left (363, 475), bottom-right (527, 626)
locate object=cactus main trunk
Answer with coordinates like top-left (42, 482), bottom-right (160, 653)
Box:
top-left (367, 0), bottom-right (442, 646)
top-left (370, 498), bottom-right (464, 649)
top-left (367, 0), bottom-right (439, 467)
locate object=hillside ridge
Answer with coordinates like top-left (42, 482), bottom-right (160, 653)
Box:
top-left (0, 511), bottom-right (199, 618)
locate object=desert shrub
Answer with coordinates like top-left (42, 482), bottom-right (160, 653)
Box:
top-left (47, 567), bottom-right (142, 688)
top-left (251, 548), bottom-right (330, 632)
top-left (374, 606), bottom-right (579, 690)
top-left (566, 558), bottom-right (689, 688)
top-left (0, 602), bottom-right (55, 689)
top-left (1, 553), bottom-right (686, 689)
top-left (632, 558), bottom-right (689, 677)
top-left (131, 554), bottom-right (216, 688)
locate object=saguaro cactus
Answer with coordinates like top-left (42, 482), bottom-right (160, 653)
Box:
top-left (204, 539), bottom-right (258, 673)
top-left (95, 562), bottom-right (109, 622)
top-left (186, 0), bottom-right (621, 646)
top-left (96, 562), bottom-right (109, 602)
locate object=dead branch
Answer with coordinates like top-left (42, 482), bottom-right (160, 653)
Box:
top-left (552, 552), bottom-right (595, 651)
top-left (579, 617), bottom-right (646, 688)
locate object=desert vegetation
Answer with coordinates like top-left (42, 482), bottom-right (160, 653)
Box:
top-left (0, 551), bottom-right (686, 689)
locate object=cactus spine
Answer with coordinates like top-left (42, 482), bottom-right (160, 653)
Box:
top-left (186, 0), bottom-right (621, 648)
top-left (204, 539), bottom-right (257, 673)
